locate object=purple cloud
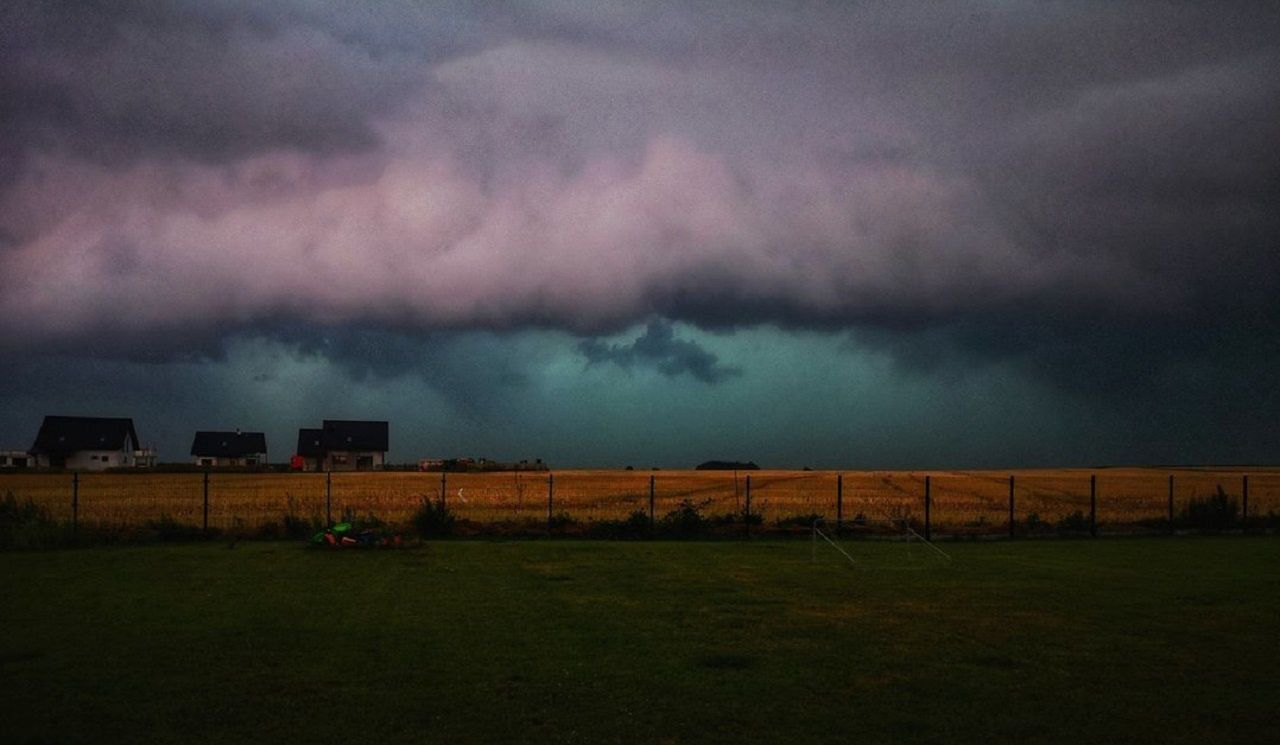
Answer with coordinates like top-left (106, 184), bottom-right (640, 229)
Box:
top-left (0, 1), bottom-right (1276, 366)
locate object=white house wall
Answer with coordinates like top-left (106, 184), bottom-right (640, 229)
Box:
top-left (322, 451), bottom-right (385, 471)
top-left (193, 454), bottom-right (267, 467)
top-left (64, 449), bottom-right (132, 470)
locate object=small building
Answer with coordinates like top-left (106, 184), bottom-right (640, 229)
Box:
top-left (0, 450), bottom-right (35, 469)
top-left (28, 415), bottom-right (142, 470)
top-left (295, 428), bottom-right (324, 471)
top-left (294, 420), bottom-right (388, 471)
top-left (417, 456), bottom-right (548, 472)
top-left (134, 446), bottom-right (158, 468)
top-left (190, 430), bottom-right (267, 467)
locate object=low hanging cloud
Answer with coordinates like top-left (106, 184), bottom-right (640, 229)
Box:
top-left (579, 319), bottom-right (740, 384)
top-left (1, 0), bottom-right (1278, 402)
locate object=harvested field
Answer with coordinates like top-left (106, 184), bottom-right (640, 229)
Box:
top-left (2, 467), bottom-right (1276, 534)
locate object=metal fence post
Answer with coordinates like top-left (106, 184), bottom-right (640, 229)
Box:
top-left (648, 474), bottom-right (655, 532)
top-left (325, 470), bottom-right (332, 525)
top-left (1089, 474), bottom-right (1097, 538)
top-left (72, 471), bottom-right (79, 538)
top-left (1168, 474), bottom-right (1175, 533)
top-left (1008, 474), bottom-right (1015, 539)
top-left (547, 472), bottom-right (554, 534)
top-left (202, 469), bottom-right (210, 534)
top-left (440, 470), bottom-right (447, 506)
top-left (744, 475), bottom-right (752, 537)
top-left (924, 475), bottom-right (931, 542)
top-left (1242, 474), bottom-right (1249, 531)
top-left (836, 474), bottom-right (843, 531)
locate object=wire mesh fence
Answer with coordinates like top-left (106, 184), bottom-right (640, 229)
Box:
top-left (1, 467), bottom-right (1276, 537)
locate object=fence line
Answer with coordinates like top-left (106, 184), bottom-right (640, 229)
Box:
top-left (1, 468), bottom-right (1276, 537)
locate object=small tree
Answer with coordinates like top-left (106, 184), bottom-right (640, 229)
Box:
top-left (1183, 485), bottom-right (1238, 531)
top-left (413, 496), bottom-right (456, 537)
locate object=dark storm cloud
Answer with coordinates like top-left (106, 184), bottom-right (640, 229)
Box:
top-left (0, 0), bottom-right (1278, 424)
top-left (579, 319), bottom-right (741, 384)
top-left (271, 324), bottom-right (534, 416)
top-left (0, 0), bottom-right (465, 171)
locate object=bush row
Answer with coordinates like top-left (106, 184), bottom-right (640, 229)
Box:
top-left (4, 489), bottom-right (1277, 549)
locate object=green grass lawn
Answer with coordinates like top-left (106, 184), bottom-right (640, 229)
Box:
top-left (1, 537), bottom-right (1277, 744)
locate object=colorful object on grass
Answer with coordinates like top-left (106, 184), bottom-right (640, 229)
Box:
top-left (310, 525), bottom-right (404, 548)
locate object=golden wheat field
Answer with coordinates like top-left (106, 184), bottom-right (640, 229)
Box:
top-left (1, 467), bottom-right (1276, 533)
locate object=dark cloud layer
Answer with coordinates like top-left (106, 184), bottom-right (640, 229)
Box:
top-left (0, 1), bottom-right (460, 169)
top-left (579, 319), bottom-right (740, 383)
top-left (1, 1), bottom-right (1279, 462)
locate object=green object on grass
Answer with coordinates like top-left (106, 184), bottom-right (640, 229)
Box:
top-left (332, 522), bottom-right (352, 534)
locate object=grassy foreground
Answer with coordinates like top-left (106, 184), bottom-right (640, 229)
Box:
top-left (1, 538), bottom-right (1277, 744)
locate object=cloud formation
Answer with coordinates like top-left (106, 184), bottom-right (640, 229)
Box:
top-left (579, 319), bottom-right (740, 383)
top-left (1, 1), bottom-right (1278, 404)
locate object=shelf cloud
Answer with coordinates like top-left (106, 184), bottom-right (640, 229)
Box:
top-left (1, 1), bottom-right (1278, 461)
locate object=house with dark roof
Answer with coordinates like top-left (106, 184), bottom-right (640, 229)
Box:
top-left (190, 430), bottom-right (268, 467)
top-left (28, 415), bottom-right (144, 470)
top-left (0, 450), bottom-right (35, 469)
top-left (293, 420), bottom-right (388, 471)
top-left (294, 428), bottom-right (324, 471)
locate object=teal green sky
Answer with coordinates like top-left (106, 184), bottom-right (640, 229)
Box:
top-left (1, 320), bottom-right (1247, 467)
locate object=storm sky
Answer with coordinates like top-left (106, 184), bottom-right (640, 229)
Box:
top-left (2, 1), bottom-right (1277, 467)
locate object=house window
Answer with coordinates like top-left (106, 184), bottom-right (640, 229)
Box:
top-left (199, 458), bottom-right (213, 466)
top-left (245, 457), bottom-right (258, 466)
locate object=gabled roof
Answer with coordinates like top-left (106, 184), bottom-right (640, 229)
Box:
top-left (190, 431), bottom-right (267, 458)
top-left (30, 416), bottom-right (139, 456)
top-left (297, 428), bottom-right (324, 457)
top-left (321, 420), bottom-right (389, 452)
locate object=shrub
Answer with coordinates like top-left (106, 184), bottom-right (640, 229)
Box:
top-left (282, 512), bottom-right (323, 540)
top-left (355, 512), bottom-right (387, 530)
top-left (1023, 512), bottom-right (1045, 533)
top-left (0, 492), bottom-right (66, 550)
top-left (547, 511), bottom-right (576, 532)
top-left (1183, 485), bottom-right (1239, 531)
top-left (1057, 510), bottom-right (1091, 533)
top-left (281, 495), bottom-right (325, 539)
top-left (255, 519), bottom-right (283, 539)
top-left (775, 513), bottom-right (825, 528)
top-left (588, 510), bottom-right (652, 539)
top-left (142, 515), bottom-right (203, 542)
top-left (659, 499), bottom-right (712, 538)
top-left (412, 496), bottom-right (456, 538)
